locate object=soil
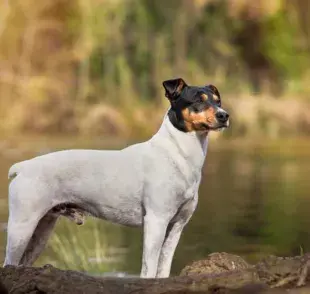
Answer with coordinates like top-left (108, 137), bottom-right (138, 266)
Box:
top-left (1, 252), bottom-right (310, 294)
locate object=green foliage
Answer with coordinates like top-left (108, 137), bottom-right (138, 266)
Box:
top-left (38, 218), bottom-right (125, 274)
top-left (262, 10), bottom-right (308, 79)
top-left (1, 0), bottom-right (310, 135)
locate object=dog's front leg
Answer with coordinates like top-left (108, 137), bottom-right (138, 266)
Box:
top-left (156, 198), bottom-right (197, 278)
top-left (155, 220), bottom-right (186, 278)
top-left (140, 212), bottom-right (169, 278)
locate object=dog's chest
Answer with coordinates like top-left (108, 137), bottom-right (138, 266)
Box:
top-left (180, 171), bottom-right (201, 202)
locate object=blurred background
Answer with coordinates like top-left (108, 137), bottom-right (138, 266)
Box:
top-left (1, 0), bottom-right (310, 276)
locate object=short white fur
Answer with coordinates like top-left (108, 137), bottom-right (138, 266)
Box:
top-left (3, 110), bottom-right (210, 278)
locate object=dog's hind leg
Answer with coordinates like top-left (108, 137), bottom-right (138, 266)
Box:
top-left (19, 212), bottom-right (58, 266)
top-left (17, 205), bottom-right (85, 266)
top-left (3, 178), bottom-right (53, 267)
top-left (3, 215), bottom-right (42, 266)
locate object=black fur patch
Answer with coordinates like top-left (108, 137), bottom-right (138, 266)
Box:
top-left (168, 85), bottom-right (221, 132)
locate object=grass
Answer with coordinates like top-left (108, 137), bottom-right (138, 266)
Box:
top-left (38, 217), bottom-right (126, 274)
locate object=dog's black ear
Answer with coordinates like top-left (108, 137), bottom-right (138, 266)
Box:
top-left (163, 78), bottom-right (187, 100)
top-left (207, 84), bottom-right (221, 99)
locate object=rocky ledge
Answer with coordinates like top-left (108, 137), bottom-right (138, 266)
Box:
top-left (1, 252), bottom-right (310, 294)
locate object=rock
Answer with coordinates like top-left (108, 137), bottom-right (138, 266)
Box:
top-left (0, 280), bottom-right (8, 294)
top-left (180, 252), bottom-right (251, 276)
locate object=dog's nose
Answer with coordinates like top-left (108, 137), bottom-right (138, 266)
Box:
top-left (216, 111), bottom-right (229, 123)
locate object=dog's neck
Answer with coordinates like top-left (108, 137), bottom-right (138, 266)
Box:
top-left (151, 110), bottom-right (209, 170)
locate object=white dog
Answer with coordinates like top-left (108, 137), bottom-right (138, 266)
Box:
top-left (3, 78), bottom-right (229, 278)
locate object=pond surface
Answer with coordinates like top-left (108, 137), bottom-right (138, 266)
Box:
top-left (0, 136), bottom-right (310, 275)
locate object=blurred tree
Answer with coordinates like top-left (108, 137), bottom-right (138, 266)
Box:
top-left (0, 0), bottom-right (310, 134)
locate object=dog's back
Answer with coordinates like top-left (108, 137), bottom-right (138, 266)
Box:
top-left (7, 147), bottom-right (151, 222)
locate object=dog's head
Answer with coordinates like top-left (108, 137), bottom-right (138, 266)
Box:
top-left (163, 78), bottom-right (229, 133)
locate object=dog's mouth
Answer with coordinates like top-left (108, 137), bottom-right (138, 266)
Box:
top-left (202, 120), bottom-right (229, 132)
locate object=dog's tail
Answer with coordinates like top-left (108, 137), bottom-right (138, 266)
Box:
top-left (8, 162), bottom-right (23, 180)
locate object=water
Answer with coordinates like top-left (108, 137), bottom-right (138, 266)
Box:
top-left (0, 137), bottom-right (310, 276)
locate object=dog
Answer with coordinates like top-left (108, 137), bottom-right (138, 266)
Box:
top-left (3, 78), bottom-right (229, 278)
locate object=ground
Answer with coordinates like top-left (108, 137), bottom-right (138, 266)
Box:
top-left (1, 252), bottom-right (310, 294)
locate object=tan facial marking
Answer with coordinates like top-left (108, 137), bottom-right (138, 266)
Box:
top-left (201, 93), bottom-right (220, 102)
top-left (201, 94), bottom-right (208, 101)
top-left (181, 107), bottom-right (216, 132)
